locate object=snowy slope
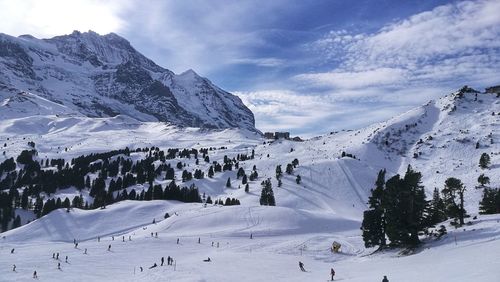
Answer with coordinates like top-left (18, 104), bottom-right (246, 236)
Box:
top-left (1, 200), bottom-right (499, 282)
top-left (0, 31), bottom-right (256, 132)
top-left (0, 86), bottom-right (499, 281)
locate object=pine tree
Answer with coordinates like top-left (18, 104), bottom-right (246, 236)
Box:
top-left (259, 178), bottom-right (275, 206)
top-left (275, 165), bottom-right (282, 179)
top-left (479, 188), bottom-right (500, 214)
top-left (361, 169), bottom-right (386, 248)
top-left (427, 188), bottom-right (447, 225)
top-left (477, 174), bottom-right (490, 187)
top-left (479, 153), bottom-right (491, 169)
top-left (208, 166), bottom-right (214, 178)
top-left (443, 177), bottom-right (466, 226)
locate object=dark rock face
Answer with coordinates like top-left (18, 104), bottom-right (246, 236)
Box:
top-left (0, 31), bottom-right (257, 132)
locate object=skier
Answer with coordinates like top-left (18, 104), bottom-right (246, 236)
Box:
top-left (73, 238), bottom-right (76, 244)
top-left (155, 232), bottom-right (158, 238)
top-left (84, 248), bottom-right (87, 254)
top-left (122, 236), bottom-right (125, 242)
top-left (331, 268), bottom-right (335, 281)
top-left (217, 242), bottom-right (219, 248)
top-left (129, 235), bottom-right (131, 241)
top-left (203, 257), bottom-right (211, 262)
top-left (167, 256), bottom-right (172, 265)
top-left (52, 253), bottom-right (55, 259)
top-left (198, 237), bottom-right (200, 244)
top-left (211, 242), bottom-right (214, 247)
top-left (10, 248), bottom-right (14, 254)
top-left (153, 218), bottom-right (156, 224)
top-left (151, 232), bottom-right (153, 237)
top-left (382, 276), bottom-right (389, 282)
top-left (57, 263), bottom-right (61, 270)
top-left (75, 243), bottom-right (78, 248)
top-left (161, 257), bottom-right (165, 266)
top-left (149, 263), bottom-right (157, 269)
top-left (299, 261), bottom-right (306, 272)
top-left (177, 238), bottom-right (179, 244)
top-left (33, 270), bottom-right (37, 278)
top-left (140, 267), bottom-right (143, 272)
top-left (65, 256), bottom-right (68, 263)
top-left (108, 244), bottom-right (111, 251)
top-left (112, 236), bottom-right (114, 241)
top-left (250, 233), bottom-right (253, 239)
top-left (56, 253), bottom-right (59, 260)
top-left (97, 236), bottom-right (100, 242)
top-left (12, 264), bottom-right (16, 272)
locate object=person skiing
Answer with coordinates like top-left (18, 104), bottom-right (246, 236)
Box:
top-left (10, 248), bottom-right (14, 254)
top-left (149, 263), bottom-right (157, 269)
top-left (161, 257), bottom-right (165, 266)
top-left (122, 236), bottom-right (125, 242)
top-left (203, 257), bottom-right (211, 262)
top-left (153, 218), bottom-right (156, 224)
top-left (108, 244), bottom-right (111, 251)
top-left (33, 270), bottom-right (37, 278)
top-left (84, 248), bottom-right (87, 254)
top-left (198, 237), bottom-right (200, 244)
top-left (56, 253), bottom-right (59, 260)
top-left (382, 276), bottom-right (389, 282)
top-left (177, 238), bottom-right (179, 244)
top-left (167, 256), bottom-right (172, 265)
top-left (140, 266), bottom-right (143, 272)
top-left (75, 243), bottom-right (78, 248)
top-left (57, 263), bottom-right (61, 270)
top-left (12, 264), bottom-right (16, 272)
top-left (299, 261), bottom-right (306, 272)
top-left (52, 253), bottom-right (55, 259)
top-left (331, 268), bottom-right (335, 280)
top-left (65, 256), bottom-right (68, 263)
top-left (97, 236), bottom-right (100, 242)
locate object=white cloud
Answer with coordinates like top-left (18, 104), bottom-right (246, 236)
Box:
top-left (230, 58), bottom-right (285, 67)
top-left (308, 0), bottom-right (500, 91)
top-left (294, 68), bottom-right (407, 90)
top-left (0, 0), bottom-right (131, 38)
top-left (235, 90), bottom-right (335, 135)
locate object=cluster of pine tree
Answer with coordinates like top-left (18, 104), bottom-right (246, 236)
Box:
top-left (479, 188), bottom-right (500, 214)
top-left (213, 197), bottom-right (241, 206)
top-left (361, 166), bottom-right (470, 248)
top-left (259, 178), bottom-right (276, 206)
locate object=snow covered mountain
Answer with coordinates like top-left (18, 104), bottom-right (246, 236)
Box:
top-left (0, 86), bottom-right (499, 281)
top-left (0, 31), bottom-right (256, 131)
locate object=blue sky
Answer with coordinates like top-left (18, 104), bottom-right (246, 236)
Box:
top-left (1, 0), bottom-right (499, 137)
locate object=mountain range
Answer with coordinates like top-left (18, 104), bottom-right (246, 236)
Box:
top-left (0, 30), bottom-right (256, 132)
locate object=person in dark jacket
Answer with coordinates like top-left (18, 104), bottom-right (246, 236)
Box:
top-left (330, 268), bottom-right (335, 280)
top-left (382, 275), bottom-right (389, 282)
top-left (161, 257), bottom-right (165, 266)
top-left (149, 263), bottom-right (157, 269)
top-left (299, 261), bottom-right (306, 272)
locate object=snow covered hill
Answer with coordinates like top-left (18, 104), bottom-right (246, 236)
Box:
top-left (0, 31), bottom-right (256, 132)
top-left (0, 86), bottom-right (499, 281)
